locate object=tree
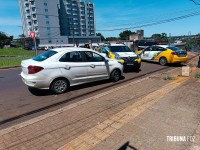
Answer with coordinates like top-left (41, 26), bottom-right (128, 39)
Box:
top-left (0, 32), bottom-right (13, 48)
top-left (151, 33), bottom-right (168, 42)
top-left (196, 34), bottom-right (200, 47)
top-left (105, 37), bottom-right (119, 41)
top-left (119, 30), bottom-right (135, 40)
top-left (96, 33), bottom-right (105, 41)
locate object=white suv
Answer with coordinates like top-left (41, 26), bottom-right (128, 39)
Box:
top-left (101, 44), bottom-right (141, 70)
top-left (21, 47), bottom-right (123, 94)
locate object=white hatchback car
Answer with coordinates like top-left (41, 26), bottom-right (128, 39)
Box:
top-left (21, 47), bottom-right (123, 94)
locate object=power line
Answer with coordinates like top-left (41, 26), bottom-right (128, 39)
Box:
top-left (96, 10), bottom-right (200, 31)
top-left (189, 0), bottom-right (200, 5)
top-left (100, 7), bottom-right (200, 29)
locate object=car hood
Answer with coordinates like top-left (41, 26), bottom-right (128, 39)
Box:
top-left (112, 52), bottom-right (138, 57)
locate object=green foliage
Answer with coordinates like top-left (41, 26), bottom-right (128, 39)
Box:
top-left (0, 32), bottom-right (13, 48)
top-left (96, 33), bottom-right (105, 41)
top-left (195, 74), bottom-right (200, 78)
top-left (151, 33), bottom-right (168, 42)
top-left (105, 37), bottom-right (119, 41)
top-left (0, 48), bottom-right (35, 57)
top-left (0, 58), bottom-right (23, 68)
top-left (163, 76), bottom-right (174, 80)
top-left (119, 30), bottom-right (135, 40)
top-left (182, 33), bottom-right (200, 51)
top-left (0, 48), bottom-right (35, 68)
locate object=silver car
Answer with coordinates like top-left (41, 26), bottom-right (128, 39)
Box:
top-left (21, 47), bottom-right (124, 94)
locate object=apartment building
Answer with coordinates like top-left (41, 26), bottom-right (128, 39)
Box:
top-left (18, 0), bottom-right (100, 46)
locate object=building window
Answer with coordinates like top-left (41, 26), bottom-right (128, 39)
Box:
top-left (30, 1), bottom-right (34, 5)
top-left (44, 2), bottom-right (47, 6)
top-left (46, 21), bottom-right (49, 25)
top-left (28, 22), bottom-right (31, 26)
top-left (45, 15), bottom-right (49, 19)
top-left (32, 7), bottom-right (36, 12)
top-left (26, 10), bottom-right (30, 14)
top-left (34, 20), bottom-right (37, 24)
top-left (49, 40), bottom-right (52, 43)
top-left (35, 26), bottom-right (38, 31)
top-left (45, 9), bottom-right (48, 12)
top-left (32, 14), bottom-right (36, 18)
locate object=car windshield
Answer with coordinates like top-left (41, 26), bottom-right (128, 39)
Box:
top-left (109, 46), bottom-right (132, 52)
top-left (167, 46), bottom-right (182, 51)
top-left (32, 50), bottom-right (57, 62)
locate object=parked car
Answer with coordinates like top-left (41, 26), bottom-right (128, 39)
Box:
top-left (137, 45), bottom-right (188, 66)
top-left (21, 47), bottom-right (124, 94)
top-left (101, 44), bottom-right (141, 70)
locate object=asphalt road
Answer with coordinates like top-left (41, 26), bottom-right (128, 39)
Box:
top-left (0, 62), bottom-right (182, 128)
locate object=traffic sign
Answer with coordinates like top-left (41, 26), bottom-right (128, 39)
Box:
top-left (30, 32), bottom-right (36, 40)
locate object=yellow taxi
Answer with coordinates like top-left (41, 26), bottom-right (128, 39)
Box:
top-left (137, 45), bottom-right (188, 65)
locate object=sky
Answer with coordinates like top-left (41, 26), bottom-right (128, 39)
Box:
top-left (0, 0), bottom-right (200, 38)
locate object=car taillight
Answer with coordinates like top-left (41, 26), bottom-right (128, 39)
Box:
top-left (28, 65), bottom-right (44, 74)
top-left (171, 52), bottom-right (179, 55)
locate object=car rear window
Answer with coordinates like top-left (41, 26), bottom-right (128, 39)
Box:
top-left (32, 50), bottom-right (57, 62)
top-left (109, 46), bottom-right (132, 52)
top-left (167, 46), bottom-right (182, 51)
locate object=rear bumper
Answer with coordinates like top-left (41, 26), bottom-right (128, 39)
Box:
top-left (21, 72), bottom-right (50, 89)
top-left (171, 56), bottom-right (188, 63)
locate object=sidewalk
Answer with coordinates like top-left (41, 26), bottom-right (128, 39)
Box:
top-left (0, 54), bottom-right (200, 150)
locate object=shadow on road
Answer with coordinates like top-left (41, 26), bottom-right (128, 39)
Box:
top-left (28, 76), bottom-right (125, 96)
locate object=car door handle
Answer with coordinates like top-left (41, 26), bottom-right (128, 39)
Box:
top-left (90, 64), bottom-right (95, 68)
top-left (64, 66), bottom-right (71, 70)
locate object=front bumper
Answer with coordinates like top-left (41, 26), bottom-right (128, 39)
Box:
top-left (123, 58), bottom-right (141, 68)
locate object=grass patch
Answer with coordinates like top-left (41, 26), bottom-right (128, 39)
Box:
top-left (0, 48), bottom-right (35, 57)
top-left (163, 76), bottom-right (175, 80)
top-left (0, 58), bottom-right (26, 68)
top-left (195, 74), bottom-right (200, 78)
top-left (0, 48), bottom-right (35, 68)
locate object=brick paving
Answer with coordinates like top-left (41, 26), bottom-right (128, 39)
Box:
top-left (0, 54), bottom-right (200, 150)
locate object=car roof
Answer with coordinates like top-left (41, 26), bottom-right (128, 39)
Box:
top-left (109, 44), bottom-right (125, 46)
top-left (50, 47), bottom-right (97, 53)
top-left (154, 45), bottom-right (169, 48)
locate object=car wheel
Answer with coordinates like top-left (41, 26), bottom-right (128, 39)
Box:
top-left (110, 70), bottom-right (121, 82)
top-left (134, 63), bottom-right (141, 71)
top-left (50, 78), bottom-right (69, 94)
top-left (159, 57), bottom-right (167, 66)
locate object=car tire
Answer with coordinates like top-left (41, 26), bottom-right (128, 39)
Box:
top-left (50, 78), bottom-right (69, 94)
top-left (134, 63), bottom-right (141, 71)
top-left (159, 57), bottom-right (167, 66)
top-left (110, 69), bottom-right (121, 82)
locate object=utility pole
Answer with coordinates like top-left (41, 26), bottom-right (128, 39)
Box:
top-left (188, 31), bottom-right (191, 51)
top-left (168, 33), bottom-right (171, 46)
